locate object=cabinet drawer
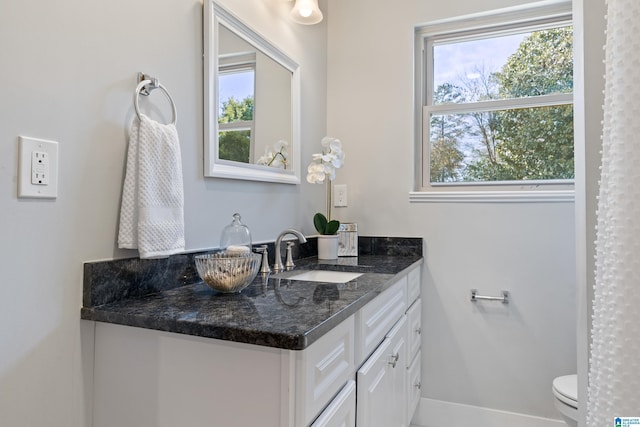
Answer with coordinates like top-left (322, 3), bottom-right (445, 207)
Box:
top-left (296, 315), bottom-right (355, 427)
top-left (407, 266), bottom-right (420, 307)
top-left (356, 277), bottom-right (407, 366)
top-left (310, 380), bottom-right (356, 427)
top-left (407, 350), bottom-right (422, 423)
top-left (406, 298), bottom-right (422, 362)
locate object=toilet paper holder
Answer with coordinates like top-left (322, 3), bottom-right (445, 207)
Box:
top-left (470, 289), bottom-right (509, 304)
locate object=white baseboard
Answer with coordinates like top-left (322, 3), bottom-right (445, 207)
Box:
top-left (411, 397), bottom-right (566, 427)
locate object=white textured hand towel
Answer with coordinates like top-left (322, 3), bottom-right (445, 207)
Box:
top-left (118, 115), bottom-right (185, 258)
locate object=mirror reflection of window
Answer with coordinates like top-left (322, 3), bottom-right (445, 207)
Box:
top-left (215, 21), bottom-right (293, 169)
top-left (204, 1), bottom-right (301, 183)
top-left (218, 61), bottom-right (255, 163)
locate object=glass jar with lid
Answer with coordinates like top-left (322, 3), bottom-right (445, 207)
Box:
top-left (219, 213), bottom-right (252, 255)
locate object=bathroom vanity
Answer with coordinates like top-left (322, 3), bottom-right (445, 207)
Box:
top-left (82, 238), bottom-right (423, 427)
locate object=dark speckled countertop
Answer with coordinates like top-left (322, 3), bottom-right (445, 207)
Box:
top-left (81, 237), bottom-right (423, 350)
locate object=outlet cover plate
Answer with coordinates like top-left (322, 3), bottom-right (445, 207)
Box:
top-left (18, 136), bottom-right (58, 198)
top-left (334, 184), bottom-right (347, 207)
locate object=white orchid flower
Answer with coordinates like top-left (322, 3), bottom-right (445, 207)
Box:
top-left (256, 150), bottom-right (274, 166)
top-left (324, 163), bottom-right (336, 181)
top-left (306, 162), bottom-right (326, 184)
top-left (324, 150), bottom-right (345, 168)
top-left (321, 152), bottom-right (336, 163)
top-left (256, 140), bottom-right (289, 169)
top-left (307, 136), bottom-right (344, 183)
top-left (270, 155), bottom-right (284, 168)
top-left (332, 151), bottom-right (344, 168)
top-left (320, 136), bottom-right (334, 148)
top-left (328, 138), bottom-right (342, 152)
top-left (307, 136), bottom-right (344, 230)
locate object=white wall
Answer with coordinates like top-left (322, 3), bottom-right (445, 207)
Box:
top-left (0, 0), bottom-right (327, 426)
top-left (326, 0), bottom-right (577, 421)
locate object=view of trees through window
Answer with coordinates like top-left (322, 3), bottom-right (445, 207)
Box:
top-left (428, 26), bottom-right (574, 184)
top-left (218, 96), bottom-right (254, 163)
top-left (218, 69), bottom-right (254, 163)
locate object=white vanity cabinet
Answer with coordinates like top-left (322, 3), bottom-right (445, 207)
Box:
top-left (355, 264), bottom-right (422, 427)
top-left (90, 263), bottom-right (422, 427)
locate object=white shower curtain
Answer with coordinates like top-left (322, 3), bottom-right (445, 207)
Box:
top-left (588, 0), bottom-right (640, 424)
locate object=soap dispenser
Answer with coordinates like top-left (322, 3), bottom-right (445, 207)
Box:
top-left (220, 213), bottom-right (252, 255)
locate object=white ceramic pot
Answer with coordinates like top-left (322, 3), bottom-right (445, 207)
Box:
top-left (317, 235), bottom-right (339, 260)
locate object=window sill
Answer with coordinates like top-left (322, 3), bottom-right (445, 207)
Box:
top-left (409, 189), bottom-right (574, 203)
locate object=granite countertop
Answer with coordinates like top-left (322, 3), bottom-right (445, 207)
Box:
top-left (81, 238), bottom-right (423, 350)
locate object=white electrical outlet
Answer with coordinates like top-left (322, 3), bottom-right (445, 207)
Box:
top-left (334, 184), bottom-right (348, 207)
top-left (18, 136), bottom-right (58, 198)
top-left (31, 151), bottom-right (50, 185)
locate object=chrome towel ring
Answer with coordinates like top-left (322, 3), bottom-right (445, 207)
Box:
top-left (133, 73), bottom-right (177, 125)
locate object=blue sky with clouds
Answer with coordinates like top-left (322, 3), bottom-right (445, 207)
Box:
top-left (433, 32), bottom-right (528, 89)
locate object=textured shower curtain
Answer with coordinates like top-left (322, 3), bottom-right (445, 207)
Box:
top-left (587, 0), bottom-right (640, 424)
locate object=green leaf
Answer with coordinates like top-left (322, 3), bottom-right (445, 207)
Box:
top-left (313, 213), bottom-right (340, 235)
top-left (313, 213), bottom-right (328, 234)
top-left (325, 220), bottom-right (340, 235)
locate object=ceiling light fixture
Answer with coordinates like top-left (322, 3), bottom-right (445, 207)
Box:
top-left (289, 0), bottom-right (323, 25)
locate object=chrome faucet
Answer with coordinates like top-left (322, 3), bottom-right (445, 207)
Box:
top-left (273, 229), bottom-right (307, 272)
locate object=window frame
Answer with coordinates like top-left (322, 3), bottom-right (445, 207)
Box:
top-left (412, 1), bottom-right (575, 202)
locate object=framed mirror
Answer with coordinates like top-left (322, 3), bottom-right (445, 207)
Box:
top-left (204, 1), bottom-right (301, 184)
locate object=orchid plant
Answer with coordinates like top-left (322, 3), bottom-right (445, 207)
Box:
top-left (256, 140), bottom-right (289, 169)
top-left (306, 136), bottom-right (345, 235)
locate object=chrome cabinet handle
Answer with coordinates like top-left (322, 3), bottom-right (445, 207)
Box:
top-left (415, 327), bottom-right (422, 335)
top-left (414, 381), bottom-right (421, 390)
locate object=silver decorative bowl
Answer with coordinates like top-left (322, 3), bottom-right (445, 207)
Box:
top-left (195, 252), bottom-right (261, 293)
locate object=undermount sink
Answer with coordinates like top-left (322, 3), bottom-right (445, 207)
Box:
top-left (283, 270), bottom-right (363, 283)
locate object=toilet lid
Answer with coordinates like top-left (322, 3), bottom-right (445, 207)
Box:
top-left (553, 375), bottom-right (578, 408)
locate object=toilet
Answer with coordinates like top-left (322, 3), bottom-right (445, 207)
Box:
top-left (552, 374), bottom-right (578, 426)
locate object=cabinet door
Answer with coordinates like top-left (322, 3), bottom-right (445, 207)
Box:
top-left (357, 316), bottom-right (407, 427)
top-left (406, 298), bottom-right (422, 362)
top-left (356, 337), bottom-right (392, 427)
top-left (310, 380), bottom-right (356, 427)
top-left (387, 315), bottom-right (407, 427)
top-left (407, 350), bottom-right (421, 423)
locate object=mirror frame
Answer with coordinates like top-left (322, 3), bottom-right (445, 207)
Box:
top-left (204, 1), bottom-right (301, 184)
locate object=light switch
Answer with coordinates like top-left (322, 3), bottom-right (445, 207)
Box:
top-left (18, 136), bottom-right (58, 199)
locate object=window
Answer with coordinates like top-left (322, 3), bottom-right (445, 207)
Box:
top-left (414, 2), bottom-right (574, 199)
top-left (218, 54), bottom-right (256, 164)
